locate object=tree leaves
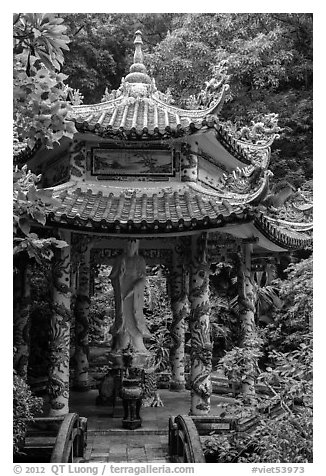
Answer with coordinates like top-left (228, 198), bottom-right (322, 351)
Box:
top-left (13, 13), bottom-right (70, 71)
top-left (13, 166), bottom-right (67, 262)
top-left (144, 13), bottom-right (312, 186)
top-left (13, 14), bottom-right (77, 150)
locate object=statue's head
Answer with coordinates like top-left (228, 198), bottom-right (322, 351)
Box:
top-left (126, 239), bottom-right (139, 257)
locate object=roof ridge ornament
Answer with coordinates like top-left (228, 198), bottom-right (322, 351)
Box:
top-left (133, 30), bottom-right (145, 67)
top-left (124, 30), bottom-right (151, 90)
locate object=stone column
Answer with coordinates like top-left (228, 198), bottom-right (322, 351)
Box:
top-left (48, 231), bottom-right (71, 416)
top-left (237, 244), bottom-right (257, 401)
top-left (169, 239), bottom-right (188, 391)
top-left (73, 244), bottom-right (90, 390)
top-left (13, 261), bottom-right (31, 380)
top-left (189, 233), bottom-right (212, 415)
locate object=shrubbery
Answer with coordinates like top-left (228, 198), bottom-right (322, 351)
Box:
top-left (203, 256), bottom-right (313, 463)
top-left (13, 371), bottom-right (43, 455)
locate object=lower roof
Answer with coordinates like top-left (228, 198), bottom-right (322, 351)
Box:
top-left (45, 180), bottom-right (312, 251)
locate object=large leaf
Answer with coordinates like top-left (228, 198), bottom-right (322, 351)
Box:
top-left (18, 217), bottom-right (30, 235)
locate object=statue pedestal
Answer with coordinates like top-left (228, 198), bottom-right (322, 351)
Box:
top-left (109, 350), bottom-right (154, 370)
top-left (169, 380), bottom-right (186, 392)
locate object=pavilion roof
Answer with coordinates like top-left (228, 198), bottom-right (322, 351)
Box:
top-left (28, 30), bottom-right (312, 252)
top-left (67, 30), bottom-right (271, 166)
top-left (45, 178), bottom-right (312, 250)
top-left (70, 85), bottom-right (227, 139)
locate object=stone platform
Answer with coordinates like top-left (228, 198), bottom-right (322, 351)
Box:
top-left (70, 388), bottom-right (235, 463)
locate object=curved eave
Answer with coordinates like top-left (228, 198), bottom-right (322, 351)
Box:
top-left (237, 135), bottom-right (277, 151)
top-left (45, 181), bottom-right (255, 235)
top-left (254, 213), bottom-right (313, 250)
top-left (188, 170), bottom-right (271, 205)
top-left (73, 115), bottom-right (218, 140)
top-left (45, 210), bottom-right (253, 235)
top-left (151, 83), bottom-right (229, 118)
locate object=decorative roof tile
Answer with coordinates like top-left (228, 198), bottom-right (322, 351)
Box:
top-left (47, 181), bottom-right (252, 233)
top-left (43, 180), bottom-right (313, 251)
top-left (254, 214), bottom-right (312, 250)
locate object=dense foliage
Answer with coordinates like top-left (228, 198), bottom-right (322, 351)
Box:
top-left (204, 257), bottom-right (313, 463)
top-left (144, 270), bottom-right (172, 371)
top-left (13, 165), bottom-right (67, 264)
top-left (13, 14), bottom-right (74, 263)
top-left (266, 256), bottom-right (313, 353)
top-left (147, 13), bottom-right (312, 187)
top-left (13, 13), bottom-right (75, 150)
top-left (13, 15), bottom-right (74, 453)
top-left (13, 371), bottom-right (43, 455)
top-left (61, 14), bottom-right (173, 104)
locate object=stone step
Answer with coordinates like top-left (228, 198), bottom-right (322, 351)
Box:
top-left (84, 432), bottom-right (170, 463)
top-left (88, 429), bottom-right (167, 436)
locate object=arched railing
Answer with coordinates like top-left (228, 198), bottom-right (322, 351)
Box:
top-left (15, 413), bottom-right (87, 463)
top-left (168, 405), bottom-right (287, 463)
top-left (51, 413), bottom-right (87, 462)
top-left (168, 415), bottom-right (205, 463)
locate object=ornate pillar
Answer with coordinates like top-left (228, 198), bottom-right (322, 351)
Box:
top-left (169, 238), bottom-right (188, 391)
top-left (13, 261), bottom-right (31, 380)
top-left (73, 242), bottom-right (91, 390)
top-left (181, 142), bottom-right (198, 182)
top-left (189, 233), bottom-right (212, 415)
top-left (237, 243), bottom-right (257, 400)
top-left (48, 231), bottom-right (71, 416)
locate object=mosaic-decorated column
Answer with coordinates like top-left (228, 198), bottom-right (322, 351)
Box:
top-left (169, 239), bottom-right (188, 391)
top-left (189, 233), bottom-right (212, 415)
top-left (73, 243), bottom-right (90, 390)
top-left (181, 142), bottom-right (198, 182)
top-left (13, 262), bottom-right (31, 380)
top-left (237, 244), bottom-right (257, 400)
top-left (48, 231), bottom-right (71, 416)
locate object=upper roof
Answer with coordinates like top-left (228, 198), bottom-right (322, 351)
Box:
top-left (69, 30), bottom-right (229, 140)
top-left (26, 30), bottom-right (312, 252)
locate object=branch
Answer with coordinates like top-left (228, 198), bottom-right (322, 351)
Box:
top-left (73, 24), bottom-right (85, 37)
top-left (13, 13), bottom-right (22, 26)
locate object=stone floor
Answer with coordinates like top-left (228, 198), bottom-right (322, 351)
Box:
top-left (70, 388), bottom-right (235, 463)
top-left (84, 433), bottom-right (169, 463)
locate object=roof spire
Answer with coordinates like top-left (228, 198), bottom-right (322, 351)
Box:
top-left (125, 30), bottom-right (151, 84)
top-left (133, 30), bottom-right (144, 65)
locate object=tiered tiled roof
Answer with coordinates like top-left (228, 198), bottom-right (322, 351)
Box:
top-left (72, 92), bottom-right (224, 138)
top-left (48, 180), bottom-right (255, 233)
top-left (46, 178), bottom-right (312, 250)
top-left (36, 30), bottom-right (312, 252)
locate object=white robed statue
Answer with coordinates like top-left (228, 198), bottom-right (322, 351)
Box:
top-left (110, 239), bottom-right (151, 353)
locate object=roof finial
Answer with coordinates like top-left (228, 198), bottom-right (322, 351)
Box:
top-left (133, 30), bottom-right (144, 65)
top-left (125, 30), bottom-right (151, 85)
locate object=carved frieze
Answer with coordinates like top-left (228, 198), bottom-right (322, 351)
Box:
top-left (90, 247), bottom-right (173, 267)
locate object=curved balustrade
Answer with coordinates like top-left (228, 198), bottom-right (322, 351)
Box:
top-left (168, 415), bottom-right (205, 463)
top-left (168, 405), bottom-right (287, 463)
top-left (14, 413), bottom-right (87, 463)
top-left (51, 413), bottom-right (87, 462)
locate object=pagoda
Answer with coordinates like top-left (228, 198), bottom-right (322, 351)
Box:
top-left (14, 31), bottom-right (312, 418)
